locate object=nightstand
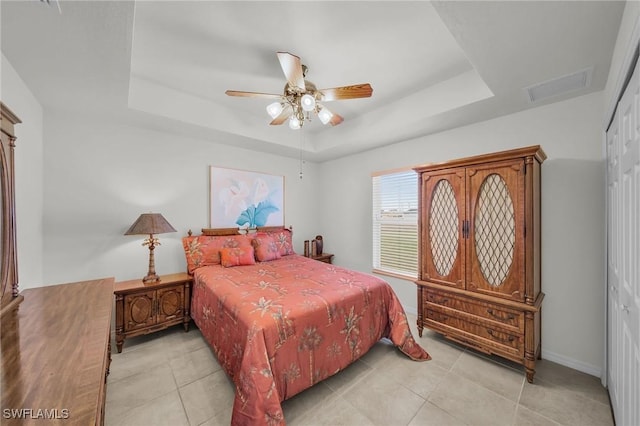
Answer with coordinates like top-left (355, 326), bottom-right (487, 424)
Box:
top-left (311, 253), bottom-right (334, 264)
top-left (114, 272), bottom-right (192, 353)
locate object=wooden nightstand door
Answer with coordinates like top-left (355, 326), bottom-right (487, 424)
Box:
top-left (157, 286), bottom-right (184, 323)
top-left (124, 291), bottom-right (155, 332)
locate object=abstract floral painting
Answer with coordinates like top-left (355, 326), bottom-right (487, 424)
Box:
top-left (210, 166), bottom-right (284, 229)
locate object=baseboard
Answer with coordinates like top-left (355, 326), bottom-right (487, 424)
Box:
top-left (541, 349), bottom-right (602, 378)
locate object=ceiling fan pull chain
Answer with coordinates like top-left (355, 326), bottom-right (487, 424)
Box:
top-left (299, 130), bottom-right (305, 180)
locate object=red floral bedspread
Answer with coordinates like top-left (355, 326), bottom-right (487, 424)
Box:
top-left (191, 254), bottom-right (430, 425)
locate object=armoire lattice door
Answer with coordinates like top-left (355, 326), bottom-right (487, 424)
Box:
top-left (415, 146), bottom-right (545, 383)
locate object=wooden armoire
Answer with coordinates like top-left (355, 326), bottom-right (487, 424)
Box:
top-left (414, 146), bottom-right (545, 382)
top-left (0, 103), bottom-right (22, 316)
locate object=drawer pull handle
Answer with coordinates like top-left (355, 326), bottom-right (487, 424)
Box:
top-left (427, 295), bottom-right (449, 304)
top-left (487, 329), bottom-right (515, 343)
top-left (487, 309), bottom-right (515, 321)
top-left (429, 311), bottom-right (448, 322)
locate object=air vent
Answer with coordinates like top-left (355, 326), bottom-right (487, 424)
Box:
top-left (525, 67), bottom-right (592, 103)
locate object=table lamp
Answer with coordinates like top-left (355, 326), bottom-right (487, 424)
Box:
top-left (125, 213), bottom-right (176, 283)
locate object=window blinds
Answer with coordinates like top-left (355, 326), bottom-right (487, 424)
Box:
top-left (372, 169), bottom-right (418, 278)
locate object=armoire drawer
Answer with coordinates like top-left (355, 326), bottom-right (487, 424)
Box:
top-left (424, 288), bottom-right (523, 331)
top-left (425, 308), bottom-right (523, 355)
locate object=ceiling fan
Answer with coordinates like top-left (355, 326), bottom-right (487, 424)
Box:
top-left (225, 52), bottom-right (373, 129)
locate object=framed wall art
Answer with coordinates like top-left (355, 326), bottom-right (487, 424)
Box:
top-left (210, 166), bottom-right (284, 229)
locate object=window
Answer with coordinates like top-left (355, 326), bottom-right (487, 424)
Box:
top-left (372, 169), bottom-right (418, 279)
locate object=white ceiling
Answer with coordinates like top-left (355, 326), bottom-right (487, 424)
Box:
top-left (1, 1), bottom-right (625, 162)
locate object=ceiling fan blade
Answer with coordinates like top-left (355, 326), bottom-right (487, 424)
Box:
top-left (329, 113), bottom-right (344, 126)
top-left (225, 90), bottom-right (282, 99)
top-left (269, 105), bottom-right (292, 125)
top-left (277, 52), bottom-right (306, 91)
top-left (319, 83), bottom-right (373, 101)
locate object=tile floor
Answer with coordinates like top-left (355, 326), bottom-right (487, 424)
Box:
top-left (105, 315), bottom-right (614, 426)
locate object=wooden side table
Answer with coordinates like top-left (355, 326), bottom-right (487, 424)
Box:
top-left (311, 253), bottom-right (334, 264)
top-left (114, 272), bottom-right (192, 353)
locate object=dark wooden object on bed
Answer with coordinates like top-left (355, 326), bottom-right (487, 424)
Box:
top-left (310, 253), bottom-right (334, 264)
top-left (0, 103), bottom-right (22, 318)
top-left (191, 225), bottom-right (292, 237)
top-left (1, 278), bottom-right (114, 425)
top-left (114, 272), bottom-right (192, 353)
top-left (198, 227), bottom-right (241, 236)
top-left (414, 146), bottom-right (545, 383)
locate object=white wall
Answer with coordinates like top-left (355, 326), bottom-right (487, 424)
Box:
top-left (41, 109), bottom-right (322, 285)
top-left (320, 91), bottom-right (606, 376)
top-left (1, 53), bottom-right (44, 288)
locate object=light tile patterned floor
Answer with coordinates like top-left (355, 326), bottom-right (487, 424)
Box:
top-left (105, 315), bottom-right (613, 426)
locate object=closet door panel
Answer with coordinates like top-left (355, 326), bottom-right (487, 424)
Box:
top-left (421, 169), bottom-right (466, 289)
top-left (618, 58), bottom-right (640, 426)
top-left (467, 160), bottom-right (525, 301)
top-left (607, 106), bottom-right (621, 419)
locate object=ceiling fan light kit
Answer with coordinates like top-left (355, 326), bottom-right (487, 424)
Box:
top-left (317, 107), bottom-right (333, 125)
top-left (226, 51), bottom-right (373, 130)
top-left (266, 102), bottom-right (283, 119)
top-left (289, 115), bottom-right (301, 129)
top-left (300, 94), bottom-right (316, 112)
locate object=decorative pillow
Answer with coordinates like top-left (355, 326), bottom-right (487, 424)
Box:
top-left (252, 235), bottom-right (282, 262)
top-left (182, 234), bottom-right (253, 273)
top-left (266, 229), bottom-right (295, 256)
top-left (220, 246), bottom-right (256, 267)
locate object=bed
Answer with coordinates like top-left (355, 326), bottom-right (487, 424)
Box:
top-left (183, 228), bottom-right (430, 425)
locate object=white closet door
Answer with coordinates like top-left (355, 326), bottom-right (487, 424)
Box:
top-left (606, 99), bottom-right (621, 421)
top-left (608, 54), bottom-right (640, 426)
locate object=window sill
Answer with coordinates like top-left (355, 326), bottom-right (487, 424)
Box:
top-left (372, 269), bottom-right (417, 282)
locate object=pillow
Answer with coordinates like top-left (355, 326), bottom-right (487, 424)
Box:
top-left (252, 235), bottom-right (282, 262)
top-left (182, 234), bottom-right (253, 273)
top-left (266, 229), bottom-right (295, 256)
top-left (220, 246), bottom-right (256, 267)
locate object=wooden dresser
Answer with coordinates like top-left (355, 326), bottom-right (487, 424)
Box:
top-left (414, 146), bottom-right (545, 382)
top-left (1, 278), bottom-right (114, 425)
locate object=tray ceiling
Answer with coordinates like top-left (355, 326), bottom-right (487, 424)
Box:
top-left (1, 1), bottom-right (624, 161)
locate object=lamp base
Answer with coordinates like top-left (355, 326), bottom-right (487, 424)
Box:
top-left (143, 274), bottom-right (160, 284)
top-left (143, 235), bottom-right (160, 284)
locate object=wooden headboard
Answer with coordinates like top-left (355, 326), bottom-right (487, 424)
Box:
top-left (187, 226), bottom-right (292, 237)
